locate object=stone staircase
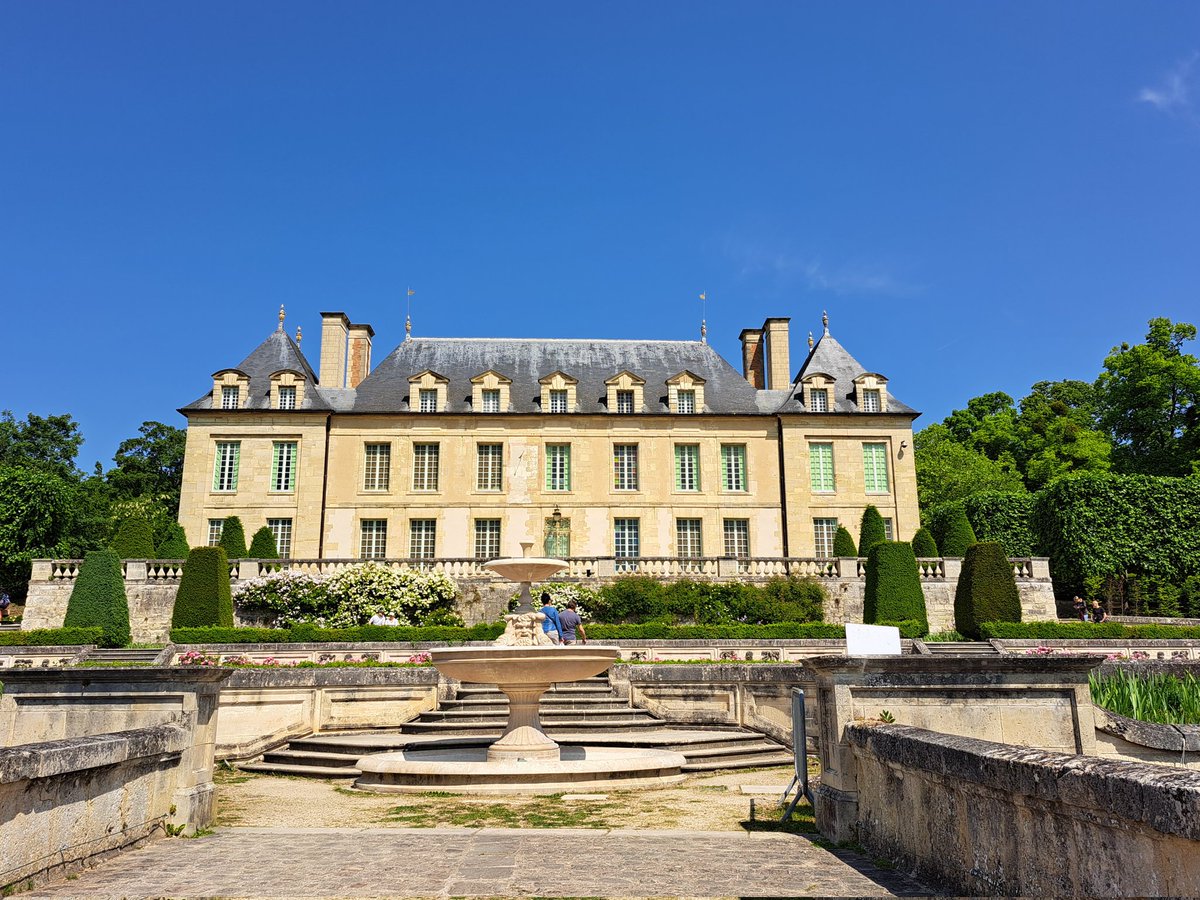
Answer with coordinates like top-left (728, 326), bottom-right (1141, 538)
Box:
top-left (80, 647), bottom-right (165, 665)
top-left (922, 641), bottom-right (1000, 657)
top-left (240, 673), bottom-right (793, 778)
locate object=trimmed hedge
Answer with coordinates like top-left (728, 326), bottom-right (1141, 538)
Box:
top-left (157, 523), bottom-right (190, 559)
top-left (858, 506), bottom-right (887, 558)
top-left (863, 541), bottom-right (928, 634)
top-left (954, 541), bottom-right (1021, 639)
top-left (911, 527), bottom-right (938, 558)
top-left (584, 576), bottom-right (826, 626)
top-left (587, 622), bottom-right (847, 640)
top-left (171, 623), bottom-right (506, 644)
top-left (940, 506), bottom-right (978, 557)
top-left (110, 518), bottom-right (156, 559)
top-left (963, 491), bottom-right (1035, 558)
top-left (248, 526), bottom-right (279, 559)
top-left (172, 547), bottom-right (234, 629)
top-left (0, 627), bottom-right (105, 646)
top-left (63, 549), bottom-right (131, 648)
top-left (218, 516), bottom-right (248, 560)
top-left (832, 526), bottom-right (857, 557)
top-left (980, 621), bottom-right (1200, 640)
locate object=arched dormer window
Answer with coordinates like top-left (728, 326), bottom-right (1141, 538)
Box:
top-left (408, 370), bottom-right (450, 412)
top-left (470, 370), bottom-right (512, 413)
top-left (853, 373), bottom-right (889, 412)
top-left (538, 371), bottom-right (578, 413)
top-left (269, 369), bottom-right (307, 410)
top-left (666, 370), bottom-right (706, 413)
top-left (605, 371), bottom-right (645, 413)
top-left (800, 372), bottom-right (833, 413)
top-left (212, 369), bottom-right (250, 410)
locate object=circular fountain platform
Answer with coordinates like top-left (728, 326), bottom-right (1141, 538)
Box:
top-left (354, 744), bottom-right (688, 793)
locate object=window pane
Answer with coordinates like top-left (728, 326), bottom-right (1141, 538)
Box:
top-left (207, 519), bottom-right (224, 546)
top-left (616, 390), bottom-right (634, 414)
top-left (278, 385), bottom-right (296, 410)
top-left (883, 518), bottom-right (894, 542)
top-left (677, 390), bottom-right (695, 414)
top-left (474, 519), bottom-right (501, 559)
top-left (614, 444), bottom-right (639, 490)
top-left (813, 518), bottom-right (838, 558)
top-left (267, 518), bottom-right (293, 558)
top-left (614, 518), bottom-right (640, 571)
top-left (360, 520), bottom-right (388, 559)
top-left (546, 444), bottom-right (571, 491)
top-left (549, 389), bottom-right (568, 413)
top-left (213, 442), bottom-right (240, 492)
top-left (863, 443), bottom-right (890, 492)
top-left (676, 518), bottom-right (703, 558)
top-left (810, 388), bottom-right (828, 412)
top-left (481, 389), bottom-right (500, 413)
top-left (413, 443), bottom-right (440, 491)
top-left (364, 443), bottom-right (391, 491)
top-left (544, 516), bottom-right (571, 557)
top-left (477, 443), bottom-right (503, 491)
top-left (862, 389), bottom-right (881, 413)
top-left (675, 444), bottom-right (700, 491)
top-left (723, 519), bottom-right (750, 570)
top-left (221, 385), bottom-right (239, 409)
top-left (721, 444), bottom-right (746, 491)
top-left (410, 519), bottom-right (437, 559)
top-left (272, 441), bottom-right (297, 492)
top-left (809, 443), bottom-right (835, 492)
top-left (419, 389), bottom-right (438, 412)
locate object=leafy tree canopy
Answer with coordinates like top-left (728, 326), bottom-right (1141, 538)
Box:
top-left (0, 411), bottom-right (84, 479)
top-left (106, 421), bottom-right (186, 515)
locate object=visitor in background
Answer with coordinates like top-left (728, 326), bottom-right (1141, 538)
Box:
top-left (1072, 596), bottom-right (1088, 622)
top-left (558, 600), bottom-right (586, 645)
top-left (369, 610), bottom-right (387, 626)
top-left (1090, 600), bottom-right (1109, 624)
top-left (0, 591), bottom-right (10, 622)
top-left (539, 592), bottom-right (562, 644)
top-left (384, 611), bottom-right (400, 626)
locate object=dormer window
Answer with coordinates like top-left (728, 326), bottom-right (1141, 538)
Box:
top-left (549, 389), bottom-right (568, 413)
top-left (419, 389), bottom-right (438, 412)
top-left (221, 386), bottom-right (240, 409)
top-left (605, 371), bottom-right (645, 414)
top-left (810, 389), bottom-right (829, 412)
top-left (409, 370), bottom-right (450, 412)
top-left (539, 372), bottom-right (577, 414)
top-left (862, 389), bottom-right (881, 413)
top-left (677, 390), bottom-right (695, 414)
top-left (481, 389), bottom-right (500, 413)
top-left (278, 386), bottom-right (296, 410)
top-left (852, 373), bottom-right (889, 412)
top-left (616, 390), bottom-right (635, 414)
top-left (470, 370), bottom-right (511, 413)
top-left (666, 370), bottom-right (706, 414)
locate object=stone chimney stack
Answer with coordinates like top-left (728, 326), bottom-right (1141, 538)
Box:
top-left (319, 312), bottom-right (350, 388)
top-left (739, 328), bottom-right (766, 389)
top-left (346, 322), bottom-right (375, 389)
top-left (763, 317), bottom-right (791, 390)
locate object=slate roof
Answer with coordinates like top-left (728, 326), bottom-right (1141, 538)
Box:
top-left (351, 338), bottom-right (763, 414)
top-left (181, 329), bottom-right (333, 411)
top-left (773, 330), bottom-right (917, 415)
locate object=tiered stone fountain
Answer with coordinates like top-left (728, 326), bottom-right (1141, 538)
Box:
top-left (354, 545), bottom-right (686, 792)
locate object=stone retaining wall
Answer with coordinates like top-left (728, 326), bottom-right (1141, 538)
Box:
top-left (845, 723), bottom-right (1200, 897)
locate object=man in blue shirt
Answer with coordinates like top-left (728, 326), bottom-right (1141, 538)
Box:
top-left (558, 600), bottom-right (586, 645)
top-left (539, 593), bottom-right (563, 643)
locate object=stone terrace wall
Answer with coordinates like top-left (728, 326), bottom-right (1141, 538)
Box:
top-left (846, 723), bottom-right (1200, 897)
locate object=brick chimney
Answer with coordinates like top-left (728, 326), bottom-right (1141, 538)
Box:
top-left (763, 317), bottom-right (791, 389)
top-left (346, 322), bottom-right (374, 389)
top-left (739, 328), bottom-right (765, 389)
top-left (319, 312), bottom-right (350, 388)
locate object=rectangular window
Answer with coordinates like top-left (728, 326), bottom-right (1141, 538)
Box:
top-left (677, 390), bottom-right (695, 414)
top-left (613, 444), bottom-right (639, 491)
top-left (810, 388), bottom-right (829, 412)
top-left (546, 444), bottom-right (571, 491)
top-left (277, 385), bottom-right (296, 410)
top-left (549, 389), bottom-right (568, 413)
top-left (883, 517), bottom-right (894, 542)
top-left (863, 442), bottom-right (890, 493)
top-left (419, 389), bottom-right (438, 412)
top-left (363, 443), bottom-right (391, 491)
top-left (212, 441), bottom-right (240, 492)
top-left (474, 519), bottom-right (501, 560)
top-left (862, 389), bottom-right (881, 413)
top-left (614, 518), bottom-right (640, 571)
top-left (221, 385), bottom-right (240, 409)
top-left (723, 519), bottom-right (750, 565)
top-left (360, 520), bottom-right (388, 559)
top-left (544, 516), bottom-right (571, 557)
top-left (267, 518), bottom-right (293, 558)
top-left (481, 389), bottom-right (500, 413)
top-left (412, 443), bottom-right (440, 491)
top-left (271, 441), bottom-right (298, 492)
top-left (410, 519), bottom-right (437, 559)
top-left (477, 443), bottom-right (503, 491)
top-left (676, 518), bottom-right (703, 559)
top-left (813, 517), bottom-right (838, 558)
top-left (720, 444), bottom-right (747, 492)
top-left (207, 519), bottom-right (224, 546)
top-left (675, 444), bottom-right (700, 491)
top-left (616, 390), bottom-right (634, 414)
top-left (809, 442), bottom-right (835, 492)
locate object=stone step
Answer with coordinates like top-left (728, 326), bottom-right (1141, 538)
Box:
top-left (240, 761), bottom-right (361, 778)
top-left (924, 642), bottom-right (998, 656)
top-left (261, 749), bottom-right (363, 767)
top-left (85, 649), bottom-right (162, 662)
top-left (399, 719), bottom-right (666, 734)
top-left (422, 707), bottom-right (651, 722)
top-left (681, 751), bottom-right (796, 772)
top-left (455, 684), bottom-right (613, 697)
top-left (672, 739), bottom-right (783, 758)
top-left (448, 697), bottom-right (629, 709)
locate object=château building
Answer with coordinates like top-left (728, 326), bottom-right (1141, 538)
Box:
top-left (177, 310), bottom-right (920, 564)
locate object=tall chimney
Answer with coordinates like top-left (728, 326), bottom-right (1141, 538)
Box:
top-left (319, 312), bottom-right (350, 388)
top-left (739, 328), bottom-right (765, 389)
top-left (346, 322), bottom-right (375, 389)
top-left (763, 317), bottom-right (791, 390)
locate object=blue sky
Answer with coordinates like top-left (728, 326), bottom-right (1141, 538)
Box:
top-left (3, 2), bottom-right (1199, 470)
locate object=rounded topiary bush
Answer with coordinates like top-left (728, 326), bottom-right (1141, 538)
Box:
top-left (63, 549), bottom-right (131, 648)
top-left (172, 547), bottom-right (234, 628)
top-left (912, 527), bottom-right (939, 558)
top-left (863, 541), bottom-right (928, 634)
top-left (954, 541), bottom-right (1021, 639)
top-left (858, 505), bottom-right (887, 558)
top-left (110, 517), bottom-right (156, 559)
top-left (248, 526), bottom-right (279, 559)
top-left (833, 526), bottom-right (857, 557)
top-left (940, 507), bottom-right (978, 557)
top-left (157, 523), bottom-right (190, 559)
top-left (218, 516), bottom-right (248, 560)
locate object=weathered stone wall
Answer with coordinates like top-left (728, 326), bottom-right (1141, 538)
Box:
top-left (846, 723), bottom-right (1200, 897)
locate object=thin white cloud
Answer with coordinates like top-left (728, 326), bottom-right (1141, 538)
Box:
top-left (723, 238), bottom-right (922, 298)
top-left (1139, 53), bottom-right (1198, 115)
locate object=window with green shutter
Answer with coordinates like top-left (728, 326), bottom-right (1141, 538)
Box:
top-left (271, 441), bottom-right (298, 492)
top-left (213, 441), bottom-right (240, 492)
top-left (674, 444), bottom-right (700, 491)
top-left (862, 442), bottom-right (889, 493)
top-left (546, 444), bottom-right (570, 491)
top-left (720, 444), bottom-right (747, 492)
top-left (809, 442), bottom-right (835, 492)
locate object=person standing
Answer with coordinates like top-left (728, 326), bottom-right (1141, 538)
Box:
top-left (1090, 600), bottom-right (1109, 624)
top-left (1072, 596), bottom-right (1088, 622)
top-left (557, 600), bottom-right (586, 645)
top-left (0, 591), bottom-right (10, 622)
top-left (539, 592), bottom-right (563, 643)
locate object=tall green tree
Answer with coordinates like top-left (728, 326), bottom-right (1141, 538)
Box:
top-left (914, 424), bottom-right (1027, 510)
top-left (0, 411), bottom-right (84, 479)
top-left (106, 421), bottom-right (186, 515)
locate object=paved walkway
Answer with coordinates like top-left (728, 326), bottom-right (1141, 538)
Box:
top-left (28, 827), bottom-right (930, 898)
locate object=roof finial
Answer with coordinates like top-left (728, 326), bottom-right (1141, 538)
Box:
top-left (406, 287), bottom-right (415, 342)
top-left (698, 291), bottom-right (707, 344)
top-left (278, 304), bottom-right (286, 331)
top-left (295, 326), bottom-right (302, 347)
top-left (808, 331), bottom-right (814, 350)
top-left (701, 319), bottom-right (707, 343)
top-left (822, 309), bottom-right (829, 335)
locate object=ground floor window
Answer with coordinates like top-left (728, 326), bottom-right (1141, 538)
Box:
top-left (207, 519), bottom-right (224, 547)
top-left (360, 520), bottom-right (388, 559)
top-left (676, 518), bottom-right (703, 572)
top-left (267, 518), bottom-right (293, 558)
top-left (544, 516), bottom-right (570, 557)
top-left (813, 518), bottom-right (838, 558)
top-left (614, 518), bottom-right (640, 572)
top-left (410, 519), bottom-right (437, 560)
top-left (474, 519), bottom-right (501, 560)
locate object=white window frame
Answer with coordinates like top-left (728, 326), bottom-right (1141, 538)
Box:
top-left (613, 444), bottom-right (639, 491)
top-left (412, 443), bottom-right (440, 492)
top-left (212, 441), bottom-right (240, 493)
top-left (676, 518), bottom-right (703, 559)
top-left (614, 518), bottom-right (640, 571)
top-left (410, 519), bottom-right (437, 559)
top-left (677, 390), bottom-right (696, 414)
top-left (360, 520), bottom-right (388, 559)
top-left (271, 441), bottom-right (298, 493)
top-left (363, 443), bottom-right (391, 492)
top-left (481, 389), bottom-right (501, 413)
top-left (675, 444), bottom-right (700, 492)
top-left (721, 444), bottom-right (747, 492)
top-left (474, 519), bottom-right (501, 560)
top-left (810, 388), bottom-right (829, 412)
top-left (809, 442), bottom-right (835, 493)
top-left (862, 389), bottom-right (881, 413)
top-left (477, 443), bottom-right (503, 491)
top-left (863, 442), bottom-right (890, 493)
top-left (207, 519), bottom-right (224, 546)
top-left (267, 518), bottom-right (293, 558)
top-left (221, 385), bottom-right (240, 409)
top-left (549, 389), bottom-right (569, 413)
top-left (616, 390), bottom-right (635, 414)
top-left (546, 444), bottom-right (571, 492)
top-left (277, 385), bottom-right (296, 410)
top-left (419, 388), bottom-right (438, 413)
top-left (723, 519), bottom-right (750, 568)
top-left (883, 517), bottom-right (894, 541)
top-left (813, 517), bottom-right (838, 558)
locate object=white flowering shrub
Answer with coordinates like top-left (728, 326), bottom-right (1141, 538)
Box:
top-left (509, 581), bottom-right (596, 620)
top-left (233, 570), bottom-right (330, 627)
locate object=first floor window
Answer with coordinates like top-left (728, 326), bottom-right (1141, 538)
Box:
top-left (474, 519), bottom-right (501, 560)
top-left (809, 442), bottom-right (835, 492)
top-left (278, 385), bottom-right (296, 410)
top-left (481, 389), bottom-right (501, 413)
top-left (549, 389), bottom-right (568, 413)
top-left (861, 389), bottom-right (881, 412)
top-left (221, 385), bottom-right (240, 409)
top-left (677, 389), bottom-right (696, 414)
top-left (546, 444), bottom-right (571, 491)
top-left (614, 518), bottom-right (640, 571)
top-left (723, 519), bottom-right (750, 562)
top-left (813, 518), bottom-right (838, 558)
top-left (207, 519), bottom-right (224, 546)
top-left (410, 519), bottom-right (437, 559)
top-left (267, 518), bottom-right (293, 558)
top-left (675, 444), bottom-right (700, 491)
top-left (213, 441), bottom-right (241, 492)
top-left (272, 441), bottom-right (298, 492)
top-left (544, 515), bottom-right (571, 557)
top-left (614, 444), bottom-right (639, 490)
top-left (676, 518), bottom-right (703, 565)
top-left (477, 443), bottom-right (503, 491)
top-left (364, 443), bottom-right (391, 491)
top-left (721, 444), bottom-right (747, 492)
top-left (863, 442), bottom-right (890, 493)
top-left (360, 520), bottom-right (388, 559)
top-left (419, 388), bottom-right (438, 412)
top-left (413, 443), bottom-right (440, 491)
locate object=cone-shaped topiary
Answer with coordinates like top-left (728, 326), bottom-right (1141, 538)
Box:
top-left (172, 546), bottom-right (234, 628)
top-left (912, 527), bottom-right (939, 558)
top-left (110, 517), bottom-right (156, 559)
top-left (218, 515), bottom-right (248, 560)
top-left (157, 523), bottom-right (190, 559)
top-left (858, 505), bottom-right (887, 558)
top-left (63, 549), bottom-right (131, 648)
top-left (941, 507), bottom-right (978, 557)
top-left (863, 541), bottom-right (928, 634)
top-left (248, 526), bottom-right (279, 558)
top-left (832, 526), bottom-right (857, 558)
top-left (954, 541), bottom-right (1021, 639)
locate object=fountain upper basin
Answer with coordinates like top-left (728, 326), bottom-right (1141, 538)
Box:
top-left (483, 557), bottom-right (569, 583)
top-left (430, 645), bottom-right (619, 685)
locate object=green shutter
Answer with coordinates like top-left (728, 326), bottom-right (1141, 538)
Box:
top-left (810, 443), bottom-right (834, 492)
top-left (674, 446), bottom-right (683, 491)
top-left (230, 443), bottom-right (240, 490)
top-left (272, 442), bottom-right (281, 490)
top-left (863, 443), bottom-right (889, 492)
top-left (212, 445), bottom-right (222, 491)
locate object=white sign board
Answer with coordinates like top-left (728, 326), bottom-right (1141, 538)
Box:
top-left (845, 622), bottom-right (902, 656)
